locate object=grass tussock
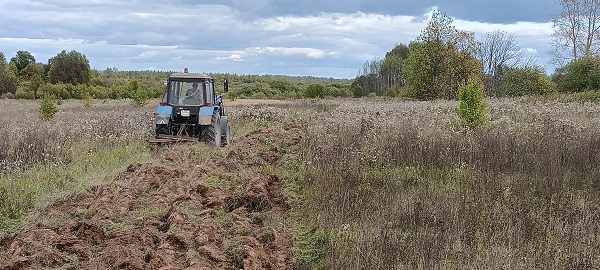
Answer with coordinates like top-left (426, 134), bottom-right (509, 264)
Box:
top-left (301, 98), bottom-right (600, 269)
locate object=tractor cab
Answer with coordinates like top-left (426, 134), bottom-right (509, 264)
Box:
top-left (163, 74), bottom-right (215, 107)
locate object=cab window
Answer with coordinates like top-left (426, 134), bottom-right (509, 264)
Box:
top-left (167, 80), bottom-right (205, 105)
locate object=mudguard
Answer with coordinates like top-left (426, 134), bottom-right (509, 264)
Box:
top-left (198, 106), bottom-right (218, 125)
top-left (220, 116), bottom-right (228, 134)
top-left (156, 105), bottom-right (172, 115)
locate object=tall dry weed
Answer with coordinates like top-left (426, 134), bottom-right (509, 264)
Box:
top-left (302, 98), bottom-right (600, 269)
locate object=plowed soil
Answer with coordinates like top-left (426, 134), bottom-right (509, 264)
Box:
top-left (0, 121), bottom-right (304, 269)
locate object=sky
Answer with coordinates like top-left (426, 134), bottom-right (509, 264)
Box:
top-left (0, 0), bottom-right (560, 79)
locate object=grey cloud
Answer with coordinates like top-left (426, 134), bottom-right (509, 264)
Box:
top-left (0, 0), bottom-right (559, 78)
top-left (238, 0), bottom-right (558, 23)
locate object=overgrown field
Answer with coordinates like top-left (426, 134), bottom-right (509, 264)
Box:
top-left (0, 97), bottom-right (335, 269)
top-left (0, 98), bottom-right (321, 240)
top-left (2, 96), bottom-right (599, 269)
top-left (0, 99), bottom-right (158, 234)
top-left (300, 97), bottom-right (600, 269)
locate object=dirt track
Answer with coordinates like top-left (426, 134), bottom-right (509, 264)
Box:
top-left (0, 120), bottom-right (303, 269)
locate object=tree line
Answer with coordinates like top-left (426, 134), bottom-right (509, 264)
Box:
top-left (7, 1), bottom-right (600, 101)
top-left (0, 49), bottom-right (354, 101)
top-left (355, 3), bottom-right (600, 100)
top-left (0, 50), bottom-right (168, 100)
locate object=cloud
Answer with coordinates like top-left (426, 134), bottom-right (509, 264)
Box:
top-left (215, 54), bottom-right (245, 62)
top-left (138, 51), bottom-right (158, 59)
top-left (251, 47), bottom-right (335, 59)
top-left (0, 1), bottom-right (559, 77)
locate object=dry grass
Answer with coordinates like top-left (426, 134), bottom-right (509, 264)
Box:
top-left (301, 97), bottom-right (600, 269)
top-left (0, 99), bottom-right (160, 233)
top-left (0, 99), bottom-right (156, 172)
top-left (0, 97), bottom-right (329, 240)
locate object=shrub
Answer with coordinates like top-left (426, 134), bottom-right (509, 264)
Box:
top-left (456, 78), bottom-right (486, 129)
top-left (82, 94), bottom-right (93, 108)
top-left (571, 90), bottom-right (600, 102)
top-left (350, 82), bottom-right (362, 98)
top-left (39, 93), bottom-right (58, 121)
top-left (304, 83), bottom-right (325, 98)
top-left (251, 92), bottom-right (267, 99)
top-left (327, 86), bottom-right (353, 97)
top-left (1, 92), bottom-right (15, 99)
top-left (384, 85), bottom-right (402, 97)
top-left (15, 82), bottom-right (35, 99)
top-left (499, 66), bottom-right (556, 97)
top-left (37, 83), bottom-right (65, 99)
top-left (131, 88), bottom-right (149, 107)
top-left (554, 56), bottom-right (600, 92)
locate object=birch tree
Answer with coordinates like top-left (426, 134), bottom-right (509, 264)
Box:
top-left (551, 0), bottom-right (600, 65)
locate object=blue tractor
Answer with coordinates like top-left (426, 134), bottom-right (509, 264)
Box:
top-left (151, 69), bottom-right (231, 146)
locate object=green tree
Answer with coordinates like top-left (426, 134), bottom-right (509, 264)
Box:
top-left (405, 11), bottom-right (483, 100)
top-left (10, 50), bottom-right (36, 73)
top-left (0, 61), bottom-right (18, 96)
top-left (456, 78), bottom-right (487, 129)
top-left (0, 52), bottom-right (6, 73)
top-left (48, 50), bottom-right (90, 85)
top-left (130, 80), bottom-right (149, 107)
top-left (381, 44), bottom-right (409, 88)
top-left (20, 63), bottom-right (46, 97)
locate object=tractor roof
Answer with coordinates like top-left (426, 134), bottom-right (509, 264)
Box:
top-left (169, 72), bottom-right (212, 80)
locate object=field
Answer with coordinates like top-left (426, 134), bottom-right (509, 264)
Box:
top-left (0, 96), bottom-right (599, 269)
top-left (301, 97), bottom-right (600, 269)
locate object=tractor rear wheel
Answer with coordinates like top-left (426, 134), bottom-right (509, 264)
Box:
top-left (202, 111), bottom-right (222, 146)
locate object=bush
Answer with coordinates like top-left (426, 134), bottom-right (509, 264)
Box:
top-left (554, 57), bottom-right (600, 92)
top-left (251, 92), bottom-right (267, 99)
top-left (457, 78), bottom-right (486, 129)
top-left (384, 85), bottom-right (402, 97)
top-left (89, 85), bottom-right (110, 99)
top-left (350, 82), bottom-right (362, 98)
top-left (15, 82), bottom-right (35, 99)
top-left (1, 92), bottom-right (15, 99)
top-left (499, 66), bottom-right (556, 96)
top-left (304, 83), bottom-right (325, 98)
top-left (37, 83), bottom-right (65, 99)
top-left (131, 86), bottom-right (149, 107)
top-left (82, 94), bottom-right (93, 108)
top-left (571, 90), bottom-right (600, 102)
top-left (39, 94), bottom-right (58, 121)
